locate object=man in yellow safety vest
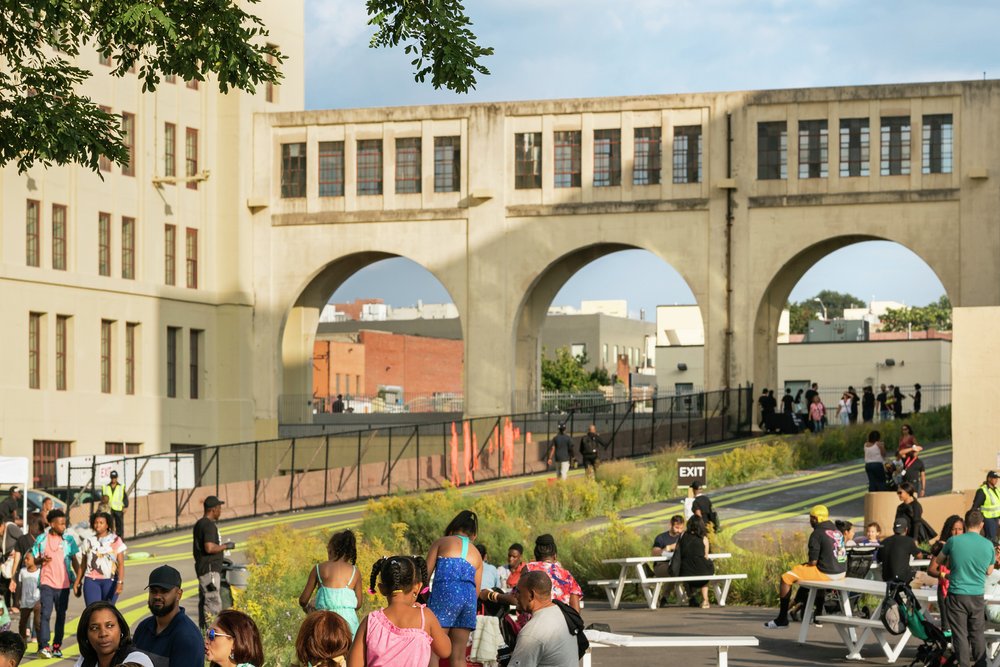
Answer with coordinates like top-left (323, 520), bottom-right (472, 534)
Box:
top-left (972, 471), bottom-right (1000, 542)
top-left (101, 471), bottom-right (128, 537)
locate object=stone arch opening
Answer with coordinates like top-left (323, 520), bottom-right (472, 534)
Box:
top-left (512, 244), bottom-right (702, 411)
top-left (752, 236), bottom-right (957, 418)
top-left (279, 252), bottom-right (464, 423)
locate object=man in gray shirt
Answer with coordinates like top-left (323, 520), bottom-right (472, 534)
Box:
top-left (546, 425), bottom-right (574, 481)
top-left (510, 571), bottom-right (578, 667)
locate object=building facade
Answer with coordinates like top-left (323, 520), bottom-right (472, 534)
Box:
top-left (540, 313), bottom-right (655, 373)
top-left (0, 3), bottom-right (304, 484)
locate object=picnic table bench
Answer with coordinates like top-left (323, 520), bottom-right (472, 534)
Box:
top-left (582, 630), bottom-right (759, 667)
top-left (590, 554), bottom-right (745, 609)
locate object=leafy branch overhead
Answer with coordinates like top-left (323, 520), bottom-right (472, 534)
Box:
top-left (1, 1), bottom-right (282, 173)
top-left (367, 0), bottom-right (493, 94)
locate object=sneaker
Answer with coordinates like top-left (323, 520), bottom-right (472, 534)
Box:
top-left (53, 645), bottom-right (63, 658)
top-left (764, 620), bottom-right (789, 629)
top-left (38, 647), bottom-right (52, 659)
top-left (811, 619), bottom-right (824, 628)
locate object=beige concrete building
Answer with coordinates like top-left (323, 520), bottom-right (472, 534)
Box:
top-left (4, 27), bottom-right (1000, 495)
top-left (257, 80), bottom-right (1000, 492)
top-left (0, 3), bottom-right (304, 484)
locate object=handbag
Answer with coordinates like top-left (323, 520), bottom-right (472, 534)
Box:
top-left (0, 552), bottom-right (15, 579)
top-left (667, 539), bottom-right (683, 577)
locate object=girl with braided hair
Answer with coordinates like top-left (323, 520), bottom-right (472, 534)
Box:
top-left (346, 556), bottom-right (449, 667)
top-left (426, 510), bottom-right (483, 667)
top-left (299, 530), bottom-right (363, 638)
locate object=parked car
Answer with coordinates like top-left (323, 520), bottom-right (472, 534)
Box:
top-left (26, 488), bottom-right (67, 514)
top-left (43, 486), bottom-right (102, 507)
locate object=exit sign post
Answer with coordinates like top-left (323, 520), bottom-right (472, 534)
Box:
top-left (677, 458), bottom-right (707, 489)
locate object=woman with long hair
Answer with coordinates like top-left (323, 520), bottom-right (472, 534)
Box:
top-left (863, 430), bottom-right (888, 492)
top-left (296, 611), bottom-right (351, 667)
top-left (677, 515), bottom-right (715, 608)
top-left (204, 609), bottom-right (264, 667)
top-left (74, 602), bottom-right (133, 667)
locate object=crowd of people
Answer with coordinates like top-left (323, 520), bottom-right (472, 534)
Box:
top-left (759, 382), bottom-right (924, 434)
top-left (0, 503), bottom-right (588, 667)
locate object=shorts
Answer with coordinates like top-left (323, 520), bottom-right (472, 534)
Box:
top-left (781, 564), bottom-right (846, 587)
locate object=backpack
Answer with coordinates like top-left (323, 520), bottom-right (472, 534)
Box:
top-left (552, 599), bottom-right (590, 659)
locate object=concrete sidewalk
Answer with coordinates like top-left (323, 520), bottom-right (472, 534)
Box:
top-left (581, 599), bottom-right (922, 665)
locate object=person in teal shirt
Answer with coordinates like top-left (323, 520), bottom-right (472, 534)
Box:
top-left (931, 510), bottom-right (997, 667)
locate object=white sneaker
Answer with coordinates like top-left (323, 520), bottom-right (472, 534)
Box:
top-left (763, 620), bottom-right (789, 629)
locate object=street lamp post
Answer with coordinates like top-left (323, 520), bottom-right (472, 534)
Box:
top-left (813, 297), bottom-right (828, 320)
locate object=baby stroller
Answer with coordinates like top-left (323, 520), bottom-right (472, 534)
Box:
top-left (880, 580), bottom-right (956, 667)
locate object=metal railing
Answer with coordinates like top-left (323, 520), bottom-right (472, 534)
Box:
top-left (64, 386), bottom-right (755, 538)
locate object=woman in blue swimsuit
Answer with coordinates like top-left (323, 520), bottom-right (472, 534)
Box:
top-left (427, 510), bottom-right (483, 667)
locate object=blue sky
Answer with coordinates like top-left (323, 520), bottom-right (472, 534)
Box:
top-left (309, 0), bottom-right (996, 315)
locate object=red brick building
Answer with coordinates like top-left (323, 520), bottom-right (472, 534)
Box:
top-left (313, 329), bottom-right (463, 411)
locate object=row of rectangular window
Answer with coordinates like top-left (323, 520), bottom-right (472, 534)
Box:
top-left (757, 114), bottom-right (953, 180)
top-left (280, 136), bottom-right (461, 198)
top-left (29, 314), bottom-right (202, 398)
top-left (96, 112), bottom-right (199, 185)
top-left (33, 440), bottom-right (142, 487)
top-left (26, 202), bottom-right (198, 288)
top-left (514, 126), bottom-right (702, 189)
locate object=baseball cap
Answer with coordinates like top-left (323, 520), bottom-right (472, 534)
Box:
top-left (9, 485), bottom-right (21, 494)
top-left (893, 517), bottom-right (910, 534)
top-left (146, 565), bottom-right (182, 590)
top-left (989, 471), bottom-right (1000, 480)
top-left (203, 495), bottom-right (225, 509)
top-left (809, 505), bottom-right (829, 521)
top-left (110, 470), bottom-right (118, 478)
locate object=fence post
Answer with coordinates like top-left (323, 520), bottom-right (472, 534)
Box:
top-left (703, 392), bottom-right (709, 446)
top-left (215, 449), bottom-right (220, 497)
top-left (387, 429), bottom-right (393, 495)
top-left (650, 395), bottom-right (657, 452)
top-left (253, 441), bottom-right (259, 517)
top-left (323, 434), bottom-right (330, 506)
top-left (631, 402), bottom-right (636, 457)
top-left (289, 439), bottom-right (296, 512)
top-left (522, 414), bottom-right (529, 478)
top-left (611, 402), bottom-right (617, 459)
top-left (356, 432), bottom-right (362, 501)
top-left (89, 458), bottom-right (97, 519)
top-left (174, 453), bottom-right (180, 531)
top-left (737, 385), bottom-right (742, 436)
top-left (686, 399), bottom-right (692, 446)
top-left (416, 426), bottom-right (421, 491)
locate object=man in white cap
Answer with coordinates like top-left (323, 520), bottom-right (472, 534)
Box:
top-left (764, 505), bottom-right (847, 629)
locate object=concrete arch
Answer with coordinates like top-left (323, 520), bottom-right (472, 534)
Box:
top-left (512, 242), bottom-right (705, 410)
top-left (751, 234), bottom-right (959, 397)
top-left (279, 251), bottom-right (466, 423)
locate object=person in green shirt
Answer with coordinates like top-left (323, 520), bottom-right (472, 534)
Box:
top-left (930, 510), bottom-right (998, 667)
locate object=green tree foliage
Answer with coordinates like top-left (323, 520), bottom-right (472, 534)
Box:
top-left (367, 0), bottom-right (493, 94)
top-left (785, 290), bottom-right (866, 334)
top-left (880, 295), bottom-right (952, 332)
top-left (541, 347), bottom-right (611, 392)
top-left (2, 0), bottom-right (492, 174)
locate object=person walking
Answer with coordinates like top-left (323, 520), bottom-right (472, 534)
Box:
top-left (192, 496), bottom-right (234, 629)
top-left (17, 552), bottom-right (40, 651)
top-left (77, 511), bottom-right (126, 605)
top-left (546, 425), bottom-right (573, 481)
top-left (863, 431), bottom-right (888, 492)
top-left (910, 383), bottom-right (923, 414)
top-left (578, 424), bottom-right (607, 477)
top-left (893, 385), bottom-right (905, 419)
top-left (132, 565), bottom-right (205, 667)
top-left (298, 530), bottom-right (362, 638)
top-left (426, 510), bottom-right (482, 667)
top-left (781, 388), bottom-right (794, 415)
top-left (30, 509), bottom-right (81, 658)
top-left (929, 510), bottom-right (997, 667)
top-left (101, 471), bottom-right (128, 539)
top-left (848, 386), bottom-right (860, 424)
top-left (690, 481), bottom-right (718, 531)
top-left (972, 472), bottom-right (1000, 542)
top-left (861, 386), bottom-right (875, 423)
top-left (508, 571), bottom-right (579, 667)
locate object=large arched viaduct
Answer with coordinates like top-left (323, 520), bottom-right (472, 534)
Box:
top-left (248, 81), bottom-right (1000, 490)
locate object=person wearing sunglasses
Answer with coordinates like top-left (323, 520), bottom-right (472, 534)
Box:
top-left (204, 610), bottom-right (263, 667)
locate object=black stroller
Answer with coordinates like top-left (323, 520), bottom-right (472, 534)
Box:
top-left (880, 580), bottom-right (956, 667)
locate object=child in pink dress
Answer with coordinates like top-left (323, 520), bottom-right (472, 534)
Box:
top-left (347, 556), bottom-right (450, 667)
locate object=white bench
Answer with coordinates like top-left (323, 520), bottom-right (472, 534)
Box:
top-left (581, 632), bottom-right (759, 667)
top-left (815, 615), bottom-right (913, 662)
top-left (594, 554), bottom-right (733, 609)
top-left (589, 573), bottom-right (746, 609)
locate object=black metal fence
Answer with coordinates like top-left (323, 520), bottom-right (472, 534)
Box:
top-left (65, 386), bottom-right (755, 537)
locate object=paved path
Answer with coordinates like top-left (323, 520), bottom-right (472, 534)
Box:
top-left (17, 437), bottom-right (951, 666)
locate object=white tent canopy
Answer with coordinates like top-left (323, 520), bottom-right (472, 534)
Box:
top-left (0, 456), bottom-right (30, 522)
